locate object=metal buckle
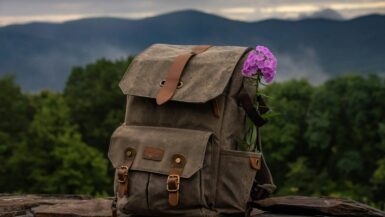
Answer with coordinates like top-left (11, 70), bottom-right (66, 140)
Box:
top-left (166, 174), bottom-right (180, 192)
top-left (117, 166), bottom-right (129, 183)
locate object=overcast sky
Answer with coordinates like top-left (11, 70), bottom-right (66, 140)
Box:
top-left (1, 0), bottom-right (385, 26)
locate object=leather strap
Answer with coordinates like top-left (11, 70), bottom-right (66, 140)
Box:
top-left (156, 45), bottom-right (212, 105)
top-left (239, 90), bottom-right (268, 128)
top-left (117, 148), bottom-right (136, 198)
top-left (167, 154), bottom-right (186, 206)
top-left (211, 99), bottom-right (220, 118)
top-left (256, 95), bottom-right (269, 115)
top-left (238, 88), bottom-right (275, 214)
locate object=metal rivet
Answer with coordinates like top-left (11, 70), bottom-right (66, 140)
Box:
top-left (177, 81), bottom-right (184, 89)
top-left (126, 150), bottom-right (132, 157)
top-left (160, 80), bottom-right (166, 87)
top-left (175, 157), bottom-right (182, 164)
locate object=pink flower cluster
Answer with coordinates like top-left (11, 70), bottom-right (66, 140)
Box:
top-left (242, 45), bottom-right (277, 83)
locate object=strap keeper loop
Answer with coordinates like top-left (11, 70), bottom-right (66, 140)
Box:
top-left (117, 166), bottom-right (129, 183)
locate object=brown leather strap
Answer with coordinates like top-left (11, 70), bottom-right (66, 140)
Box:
top-left (167, 154), bottom-right (186, 206)
top-left (117, 148), bottom-right (136, 198)
top-left (211, 99), bottom-right (220, 118)
top-left (156, 45), bottom-right (212, 105)
top-left (239, 90), bottom-right (267, 128)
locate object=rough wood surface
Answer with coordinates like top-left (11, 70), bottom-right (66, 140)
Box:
top-left (0, 194), bottom-right (384, 217)
top-left (254, 196), bottom-right (385, 217)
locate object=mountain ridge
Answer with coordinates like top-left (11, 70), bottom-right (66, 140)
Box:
top-left (1, 10), bottom-right (384, 91)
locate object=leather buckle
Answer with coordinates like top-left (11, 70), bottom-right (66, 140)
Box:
top-left (166, 174), bottom-right (180, 192)
top-left (117, 166), bottom-right (129, 183)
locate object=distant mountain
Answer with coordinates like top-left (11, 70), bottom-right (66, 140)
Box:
top-left (1, 10), bottom-right (385, 91)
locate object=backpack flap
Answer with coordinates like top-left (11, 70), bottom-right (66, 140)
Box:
top-left (108, 125), bottom-right (212, 178)
top-left (108, 125), bottom-right (214, 213)
top-left (119, 44), bottom-right (249, 103)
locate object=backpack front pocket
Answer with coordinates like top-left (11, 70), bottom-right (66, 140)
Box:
top-left (108, 125), bottom-right (214, 216)
top-left (215, 149), bottom-right (261, 214)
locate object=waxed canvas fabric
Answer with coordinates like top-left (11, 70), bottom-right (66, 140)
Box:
top-left (119, 44), bottom-right (248, 103)
top-left (108, 44), bottom-right (275, 217)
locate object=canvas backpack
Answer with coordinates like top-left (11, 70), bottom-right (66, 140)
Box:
top-left (108, 44), bottom-right (276, 217)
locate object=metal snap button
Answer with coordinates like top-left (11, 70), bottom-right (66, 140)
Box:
top-left (175, 157), bottom-right (182, 164)
top-left (126, 150), bottom-right (132, 157)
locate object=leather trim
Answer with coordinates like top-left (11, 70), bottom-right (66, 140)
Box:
top-left (156, 45), bottom-right (211, 105)
top-left (250, 156), bottom-right (261, 170)
top-left (167, 154), bottom-right (186, 207)
top-left (143, 146), bottom-right (164, 161)
top-left (117, 148), bottom-right (136, 198)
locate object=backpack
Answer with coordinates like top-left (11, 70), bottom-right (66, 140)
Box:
top-left (108, 44), bottom-right (276, 217)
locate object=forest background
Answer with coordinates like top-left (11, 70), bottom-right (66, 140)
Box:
top-left (1, 57), bottom-right (385, 210)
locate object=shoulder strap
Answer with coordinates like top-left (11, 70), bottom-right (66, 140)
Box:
top-left (156, 45), bottom-right (212, 105)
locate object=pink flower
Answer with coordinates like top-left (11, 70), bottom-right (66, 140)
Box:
top-left (241, 51), bottom-right (258, 77)
top-left (242, 45), bottom-right (277, 83)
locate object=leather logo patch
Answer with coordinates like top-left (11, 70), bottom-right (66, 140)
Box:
top-left (143, 147), bottom-right (164, 161)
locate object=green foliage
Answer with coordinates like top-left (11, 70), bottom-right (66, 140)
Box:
top-left (262, 75), bottom-right (385, 209)
top-left (0, 75), bottom-right (33, 190)
top-left (1, 58), bottom-right (385, 210)
top-left (0, 58), bottom-right (132, 195)
top-left (261, 80), bottom-right (314, 184)
top-left (64, 58), bottom-right (133, 150)
top-left (0, 75), bottom-right (32, 140)
top-left (3, 91), bottom-right (109, 195)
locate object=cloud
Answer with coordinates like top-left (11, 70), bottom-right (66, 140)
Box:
top-left (0, 12), bottom-right (156, 26)
top-left (220, 8), bottom-right (256, 14)
top-left (275, 48), bottom-right (329, 84)
top-left (17, 43), bottom-right (133, 91)
top-left (0, 14), bottom-right (85, 26)
top-left (330, 1), bottom-right (385, 10)
top-left (261, 5), bottom-right (320, 14)
top-left (259, 1), bottom-right (385, 19)
top-left (0, 0), bottom-right (385, 26)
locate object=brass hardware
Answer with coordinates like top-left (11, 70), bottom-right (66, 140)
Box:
top-left (160, 80), bottom-right (166, 87)
top-left (126, 150), bottom-right (132, 157)
top-left (177, 81), bottom-right (184, 89)
top-left (175, 157), bottom-right (181, 164)
top-left (166, 174), bottom-right (180, 192)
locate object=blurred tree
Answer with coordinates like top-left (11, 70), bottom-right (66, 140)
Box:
top-left (0, 75), bottom-right (32, 140)
top-left (5, 91), bottom-right (109, 195)
top-left (261, 80), bottom-right (314, 191)
top-left (64, 58), bottom-right (133, 151)
top-left (305, 75), bottom-right (385, 201)
top-left (0, 75), bottom-right (33, 191)
top-left (2, 59), bottom-right (385, 207)
top-left (262, 75), bottom-right (385, 208)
